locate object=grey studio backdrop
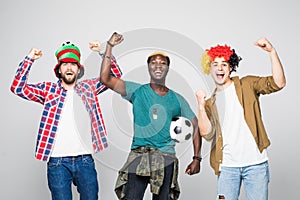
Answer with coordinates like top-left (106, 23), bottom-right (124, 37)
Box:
top-left (1, 0), bottom-right (298, 199)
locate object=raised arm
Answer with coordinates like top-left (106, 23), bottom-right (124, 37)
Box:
top-left (254, 37), bottom-right (286, 89)
top-left (100, 32), bottom-right (126, 95)
top-left (10, 48), bottom-right (46, 104)
top-left (89, 40), bottom-right (122, 79)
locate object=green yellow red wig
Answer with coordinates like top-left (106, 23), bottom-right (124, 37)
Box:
top-left (201, 45), bottom-right (242, 75)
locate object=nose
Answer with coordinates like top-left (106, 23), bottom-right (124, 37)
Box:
top-left (66, 63), bottom-right (73, 70)
top-left (217, 64), bottom-right (223, 70)
top-left (155, 63), bottom-right (163, 69)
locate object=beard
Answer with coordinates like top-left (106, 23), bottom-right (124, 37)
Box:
top-left (61, 74), bottom-right (77, 85)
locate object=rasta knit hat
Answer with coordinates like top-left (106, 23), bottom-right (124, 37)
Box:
top-left (54, 41), bottom-right (84, 79)
top-left (147, 51), bottom-right (170, 66)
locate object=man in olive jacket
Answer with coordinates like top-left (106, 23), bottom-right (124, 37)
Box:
top-left (196, 37), bottom-right (286, 200)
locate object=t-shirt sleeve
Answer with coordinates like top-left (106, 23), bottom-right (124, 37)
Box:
top-left (121, 81), bottom-right (141, 102)
top-left (175, 93), bottom-right (195, 121)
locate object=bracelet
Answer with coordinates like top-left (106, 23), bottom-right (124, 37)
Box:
top-left (107, 41), bottom-right (114, 47)
top-left (193, 156), bottom-right (202, 162)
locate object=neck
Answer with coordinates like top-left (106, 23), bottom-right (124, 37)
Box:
top-left (150, 82), bottom-right (169, 96)
top-left (61, 81), bottom-right (76, 90)
top-left (216, 79), bottom-right (233, 92)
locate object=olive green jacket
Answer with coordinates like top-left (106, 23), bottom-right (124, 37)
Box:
top-left (115, 146), bottom-right (180, 199)
top-left (204, 76), bottom-right (282, 175)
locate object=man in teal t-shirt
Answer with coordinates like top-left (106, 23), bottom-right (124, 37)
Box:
top-left (98, 32), bottom-right (202, 200)
top-left (123, 81), bottom-right (195, 155)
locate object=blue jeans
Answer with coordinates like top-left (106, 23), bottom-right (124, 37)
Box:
top-left (47, 154), bottom-right (98, 200)
top-left (124, 156), bottom-right (175, 200)
top-left (217, 161), bottom-right (270, 200)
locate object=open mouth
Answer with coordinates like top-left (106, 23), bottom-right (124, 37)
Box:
top-left (66, 71), bottom-right (74, 76)
top-left (154, 71), bottom-right (162, 76)
top-left (216, 73), bottom-right (225, 79)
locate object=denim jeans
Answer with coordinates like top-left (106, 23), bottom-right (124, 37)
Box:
top-left (47, 154), bottom-right (98, 200)
top-left (217, 161), bottom-right (270, 200)
top-left (124, 156), bottom-right (175, 200)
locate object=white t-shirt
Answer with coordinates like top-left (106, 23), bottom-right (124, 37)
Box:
top-left (51, 90), bottom-right (93, 157)
top-left (216, 82), bottom-right (268, 167)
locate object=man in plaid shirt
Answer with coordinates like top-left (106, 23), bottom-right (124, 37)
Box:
top-left (10, 37), bottom-right (122, 200)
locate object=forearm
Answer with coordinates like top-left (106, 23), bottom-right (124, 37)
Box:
top-left (270, 48), bottom-right (286, 88)
top-left (99, 42), bottom-right (126, 95)
top-left (11, 57), bottom-right (33, 95)
top-left (191, 117), bottom-right (202, 157)
top-left (198, 108), bottom-right (212, 137)
top-left (100, 43), bottom-right (113, 83)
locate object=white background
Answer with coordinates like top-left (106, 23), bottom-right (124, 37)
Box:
top-left (1, 0), bottom-right (299, 199)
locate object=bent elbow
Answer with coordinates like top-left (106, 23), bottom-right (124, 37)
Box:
top-left (10, 84), bottom-right (19, 95)
top-left (279, 80), bottom-right (286, 89)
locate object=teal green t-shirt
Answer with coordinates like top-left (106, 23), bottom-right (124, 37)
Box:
top-left (122, 81), bottom-right (195, 154)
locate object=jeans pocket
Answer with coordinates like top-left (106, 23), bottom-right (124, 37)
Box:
top-left (47, 158), bottom-right (61, 169)
top-left (82, 155), bottom-right (95, 167)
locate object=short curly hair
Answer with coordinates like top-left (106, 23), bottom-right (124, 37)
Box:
top-left (201, 45), bottom-right (242, 75)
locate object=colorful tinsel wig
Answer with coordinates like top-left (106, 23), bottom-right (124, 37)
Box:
top-left (201, 45), bottom-right (242, 75)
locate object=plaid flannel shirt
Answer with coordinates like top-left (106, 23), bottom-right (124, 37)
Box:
top-left (11, 54), bottom-right (122, 161)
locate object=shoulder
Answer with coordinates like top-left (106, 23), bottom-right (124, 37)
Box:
top-left (171, 90), bottom-right (189, 103)
top-left (125, 81), bottom-right (144, 90)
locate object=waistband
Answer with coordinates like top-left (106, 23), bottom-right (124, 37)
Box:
top-left (49, 154), bottom-right (92, 161)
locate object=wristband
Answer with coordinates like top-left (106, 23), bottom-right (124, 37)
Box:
top-left (107, 41), bottom-right (114, 47)
top-left (193, 156), bottom-right (202, 162)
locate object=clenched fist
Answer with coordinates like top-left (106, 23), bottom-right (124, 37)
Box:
top-left (196, 90), bottom-right (207, 110)
top-left (28, 48), bottom-right (42, 60)
top-left (89, 40), bottom-right (102, 52)
top-left (107, 32), bottom-right (124, 47)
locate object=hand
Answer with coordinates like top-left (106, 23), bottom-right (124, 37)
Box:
top-left (254, 37), bottom-right (274, 53)
top-left (196, 90), bottom-right (206, 110)
top-left (28, 48), bottom-right (42, 60)
top-left (108, 32), bottom-right (124, 47)
top-left (89, 40), bottom-right (102, 52)
top-left (185, 160), bottom-right (201, 175)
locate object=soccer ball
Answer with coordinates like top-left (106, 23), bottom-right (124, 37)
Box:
top-left (170, 116), bottom-right (193, 143)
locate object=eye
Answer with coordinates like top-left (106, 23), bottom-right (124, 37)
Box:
top-left (222, 63), bottom-right (229, 67)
